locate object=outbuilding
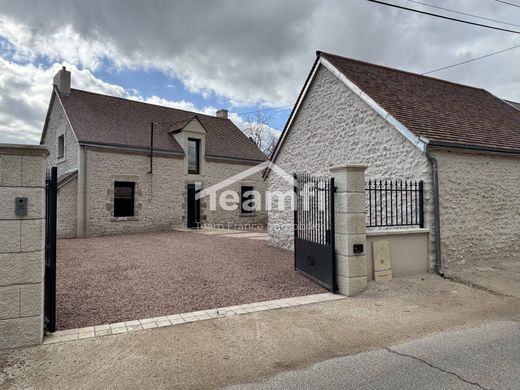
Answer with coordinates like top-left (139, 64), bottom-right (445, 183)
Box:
top-left (268, 51), bottom-right (520, 275)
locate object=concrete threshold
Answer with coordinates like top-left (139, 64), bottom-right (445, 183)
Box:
top-left (43, 293), bottom-right (344, 345)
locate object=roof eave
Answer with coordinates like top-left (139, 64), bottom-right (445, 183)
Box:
top-left (39, 88), bottom-right (57, 145)
top-left (424, 139), bottom-right (520, 157)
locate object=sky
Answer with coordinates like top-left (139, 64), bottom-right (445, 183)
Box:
top-left (0, 0), bottom-right (519, 144)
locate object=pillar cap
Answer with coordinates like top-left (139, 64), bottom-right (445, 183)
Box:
top-left (0, 143), bottom-right (49, 157)
top-left (330, 164), bottom-right (368, 172)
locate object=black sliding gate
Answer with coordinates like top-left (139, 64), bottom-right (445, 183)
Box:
top-left (294, 174), bottom-right (336, 292)
top-left (44, 167), bottom-right (57, 333)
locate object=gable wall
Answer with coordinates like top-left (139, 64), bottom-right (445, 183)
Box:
top-left (41, 95), bottom-right (80, 176)
top-left (268, 65), bottom-right (434, 266)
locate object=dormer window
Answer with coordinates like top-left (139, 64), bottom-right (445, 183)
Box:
top-left (188, 138), bottom-right (200, 174)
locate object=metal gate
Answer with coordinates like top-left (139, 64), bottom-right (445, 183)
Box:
top-left (294, 174), bottom-right (336, 291)
top-left (44, 167), bottom-right (57, 333)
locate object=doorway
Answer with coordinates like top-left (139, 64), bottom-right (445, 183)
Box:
top-left (187, 184), bottom-right (200, 228)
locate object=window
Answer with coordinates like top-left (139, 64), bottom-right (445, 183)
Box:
top-left (188, 139), bottom-right (200, 174)
top-left (240, 186), bottom-right (255, 214)
top-left (114, 182), bottom-right (135, 217)
top-left (57, 134), bottom-right (65, 158)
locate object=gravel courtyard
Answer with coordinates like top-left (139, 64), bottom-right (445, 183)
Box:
top-left (56, 230), bottom-right (325, 330)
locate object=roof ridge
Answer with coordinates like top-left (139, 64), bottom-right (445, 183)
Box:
top-left (68, 88), bottom-right (229, 121)
top-left (317, 51), bottom-right (488, 93)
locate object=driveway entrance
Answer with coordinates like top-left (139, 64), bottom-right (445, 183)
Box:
top-left (57, 230), bottom-right (325, 329)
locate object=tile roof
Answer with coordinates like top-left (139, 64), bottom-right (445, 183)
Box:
top-left (57, 89), bottom-right (266, 161)
top-left (320, 52), bottom-right (520, 153)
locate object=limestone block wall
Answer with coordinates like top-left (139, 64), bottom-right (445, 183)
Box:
top-left (268, 65), bottom-right (433, 265)
top-left (433, 149), bottom-right (520, 270)
top-left (0, 144), bottom-right (48, 349)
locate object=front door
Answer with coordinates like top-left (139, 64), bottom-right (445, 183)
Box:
top-left (187, 184), bottom-right (200, 228)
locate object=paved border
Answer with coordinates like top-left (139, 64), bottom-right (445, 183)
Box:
top-left (44, 293), bottom-right (344, 344)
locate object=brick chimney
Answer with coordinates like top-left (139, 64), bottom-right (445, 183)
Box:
top-left (216, 109), bottom-right (228, 119)
top-left (53, 66), bottom-right (71, 95)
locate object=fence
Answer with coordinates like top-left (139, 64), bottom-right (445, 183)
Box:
top-left (366, 179), bottom-right (424, 228)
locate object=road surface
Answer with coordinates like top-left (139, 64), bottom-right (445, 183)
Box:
top-left (227, 321), bottom-right (520, 389)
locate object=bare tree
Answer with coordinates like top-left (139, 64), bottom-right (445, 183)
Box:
top-left (241, 111), bottom-right (279, 157)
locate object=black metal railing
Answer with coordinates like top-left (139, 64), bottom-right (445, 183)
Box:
top-left (366, 179), bottom-right (424, 228)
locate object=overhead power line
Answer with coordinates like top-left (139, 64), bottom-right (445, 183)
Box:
top-left (367, 0), bottom-right (520, 34)
top-left (423, 42), bottom-right (520, 75)
top-left (405, 0), bottom-right (520, 29)
top-left (495, 0), bottom-right (520, 9)
top-left (237, 104), bottom-right (294, 116)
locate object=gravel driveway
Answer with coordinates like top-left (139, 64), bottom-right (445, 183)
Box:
top-left (57, 231), bottom-right (325, 329)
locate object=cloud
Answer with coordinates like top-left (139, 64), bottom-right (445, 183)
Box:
top-left (0, 57), bottom-right (272, 144)
top-left (1, 0), bottom-right (520, 143)
top-left (0, 59), bottom-right (223, 143)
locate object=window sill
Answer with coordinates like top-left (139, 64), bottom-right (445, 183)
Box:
top-left (239, 213), bottom-right (256, 218)
top-left (57, 157), bottom-right (66, 163)
top-left (111, 216), bottom-right (139, 222)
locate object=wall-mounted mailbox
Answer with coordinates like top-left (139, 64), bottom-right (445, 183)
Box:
top-left (15, 197), bottom-right (28, 216)
top-left (353, 243), bottom-right (364, 254)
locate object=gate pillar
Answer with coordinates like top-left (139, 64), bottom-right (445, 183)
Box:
top-left (331, 165), bottom-right (368, 297)
top-left (0, 144), bottom-right (48, 349)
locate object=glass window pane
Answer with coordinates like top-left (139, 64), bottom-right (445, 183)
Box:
top-left (188, 139), bottom-right (199, 174)
top-left (114, 181), bottom-right (135, 217)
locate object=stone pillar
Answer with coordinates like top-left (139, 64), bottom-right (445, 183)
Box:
top-left (0, 144), bottom-right (48, 349)
top-left (331, 165), bottom-right (368, 297)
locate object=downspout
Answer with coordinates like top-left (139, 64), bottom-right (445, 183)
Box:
top-left (79, 145), bottom-right (88, 237)
top-left (421, 138), bottom-right (444, 276)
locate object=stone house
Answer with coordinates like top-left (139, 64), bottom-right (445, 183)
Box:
top-left (41, 68), bottom-right (267, 238)
top-left (268, 51), bottom-right (520, 274)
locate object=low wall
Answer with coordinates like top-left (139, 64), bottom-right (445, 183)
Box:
top-left (0, 144), bottom-right (48, 349)
top-left (366, 229), bottom-right (430, 279)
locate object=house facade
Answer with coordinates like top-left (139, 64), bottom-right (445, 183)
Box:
top-left (268, 51), bottom-right (520, 274)
top-left (42, 68), bottom-right (267, 238)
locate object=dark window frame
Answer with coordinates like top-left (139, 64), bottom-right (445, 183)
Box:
top-left (113, 181), bottom-right (135, 217)
top-left (57, 134), bottom-right (65, 159)
top-left (240, 185), bottom-right (255, 214)
top-left (188, 138), bottom-right (200, 175)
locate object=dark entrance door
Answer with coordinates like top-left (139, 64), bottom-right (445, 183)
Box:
top-left (294, 174), bottom-right (336, 291)
top-left (44, 167), bottom-right (58, 332)
top-left (187, 184), bottom-right (200, 228)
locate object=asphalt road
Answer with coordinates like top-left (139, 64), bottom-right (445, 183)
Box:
top-left (227, 321), bottom-right (520, 390)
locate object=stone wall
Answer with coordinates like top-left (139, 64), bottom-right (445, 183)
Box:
top-left (84, 149), bottom-right (267, 236)
top-left (434, 149), bottom-right (520, 270)
top-left (57, 177), bottom-right (77, 238)
top-left (86, 149), bottom-right (185, 236)
top-left (41, 95), bottom-right (79, 176)
top-left (268, 65), bottom-right (433, 265)
top-left (203, 161), bottom-right (267, 228)
top-left (0, 144), bottom-right (47, 349)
